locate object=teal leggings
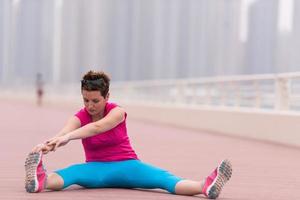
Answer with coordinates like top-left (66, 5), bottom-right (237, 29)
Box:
top-left (55, 159), bottom-right (182, 194)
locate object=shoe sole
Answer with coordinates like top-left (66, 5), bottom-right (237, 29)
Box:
top-left (207, 159), bottom-right (232, 199)
top-left (25, 152), bottom-right (42, 193)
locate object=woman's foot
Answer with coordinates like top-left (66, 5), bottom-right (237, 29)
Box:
top-left (24, 152), bottom-right (47, 193)
top-left (202, 159), bottom-right (232, 199)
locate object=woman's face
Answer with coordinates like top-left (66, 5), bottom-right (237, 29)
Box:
top-left (81, 89), bottom-right (108, 116)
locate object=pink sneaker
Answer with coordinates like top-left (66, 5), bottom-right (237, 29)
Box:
top-left (25, 152), bottom-right (47, 193)
top-left (202, 159), bottom-right (232, 199)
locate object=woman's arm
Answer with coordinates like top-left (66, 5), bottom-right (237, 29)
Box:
top-left (32, 116), bottom-right (81, 153)
top-left (52, 116), bottom-right (81, 138)
top-left (47, 107), bottom-right (126, 151)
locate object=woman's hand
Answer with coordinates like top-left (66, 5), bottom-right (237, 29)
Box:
top-left (46, 135), bottom-right (70, 151)
top-left (32, 143), bottom-right (54, 154)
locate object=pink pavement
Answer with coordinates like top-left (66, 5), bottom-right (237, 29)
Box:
top-left (1, 100), bottom-right (300, 200)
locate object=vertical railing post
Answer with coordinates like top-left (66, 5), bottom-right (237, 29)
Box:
top-left (219, 82), bottom-right (226, 106)
top-left (275, 77), bottom-right (290, 110)
top-left (254, 80), bottom-right (261, 108)
top-left (205, 84), bottom-right (212, 105)
top-left (175, 81), bottom-right (185, 105)
top-left (234, 82), bottom-right (241, 107)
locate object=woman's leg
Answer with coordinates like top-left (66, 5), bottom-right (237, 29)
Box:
top-left (45, 161), bottom-right (141, 191)
top-left (175, 160), bottom-right (232, 198)
top-left (117, 160), bottom-right (183, 194)
top-left (174, 180), bottom-right (204, 195)
top-left (24, 152), bottom-right (96, 192)
top-left (176, 159), bottom-right (233, 198)
top-left (45, 173), bottom-right (64, 190)
top-left (53, 163), bottom-right (108, 189)
top-left (121, 159), bottom-right (232, 198)
top-left (45, 165), bottom-right (204, 193)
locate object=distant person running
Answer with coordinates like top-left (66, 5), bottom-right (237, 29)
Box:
top-left (36, 73), bottom-right (44, 106)
top-left (25, 70), bottom-right (232, 199)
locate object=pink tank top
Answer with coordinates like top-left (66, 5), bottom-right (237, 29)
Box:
top-left (75, 102), bottom-right (138, 162)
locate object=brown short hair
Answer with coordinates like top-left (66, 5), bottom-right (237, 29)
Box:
top-left (81, 70), bottom-right (110, 97)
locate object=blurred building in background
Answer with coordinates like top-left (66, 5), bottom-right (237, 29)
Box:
top-left (0, 0), bottom-right (299, 87)
top-left (246, 0), bottom-right (279, 74)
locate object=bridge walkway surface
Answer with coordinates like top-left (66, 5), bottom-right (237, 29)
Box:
top-left (0, 100), bottom-right (299, 200)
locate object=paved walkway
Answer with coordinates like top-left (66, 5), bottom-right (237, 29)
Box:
top-left (1, 100), bottom-right (299, 200)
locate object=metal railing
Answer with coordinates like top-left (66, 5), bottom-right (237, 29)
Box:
top-left (111, 72), bottom-right (300, 111)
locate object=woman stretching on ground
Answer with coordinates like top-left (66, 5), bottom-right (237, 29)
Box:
top-left (25, 70), bottom-right (232, 199)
